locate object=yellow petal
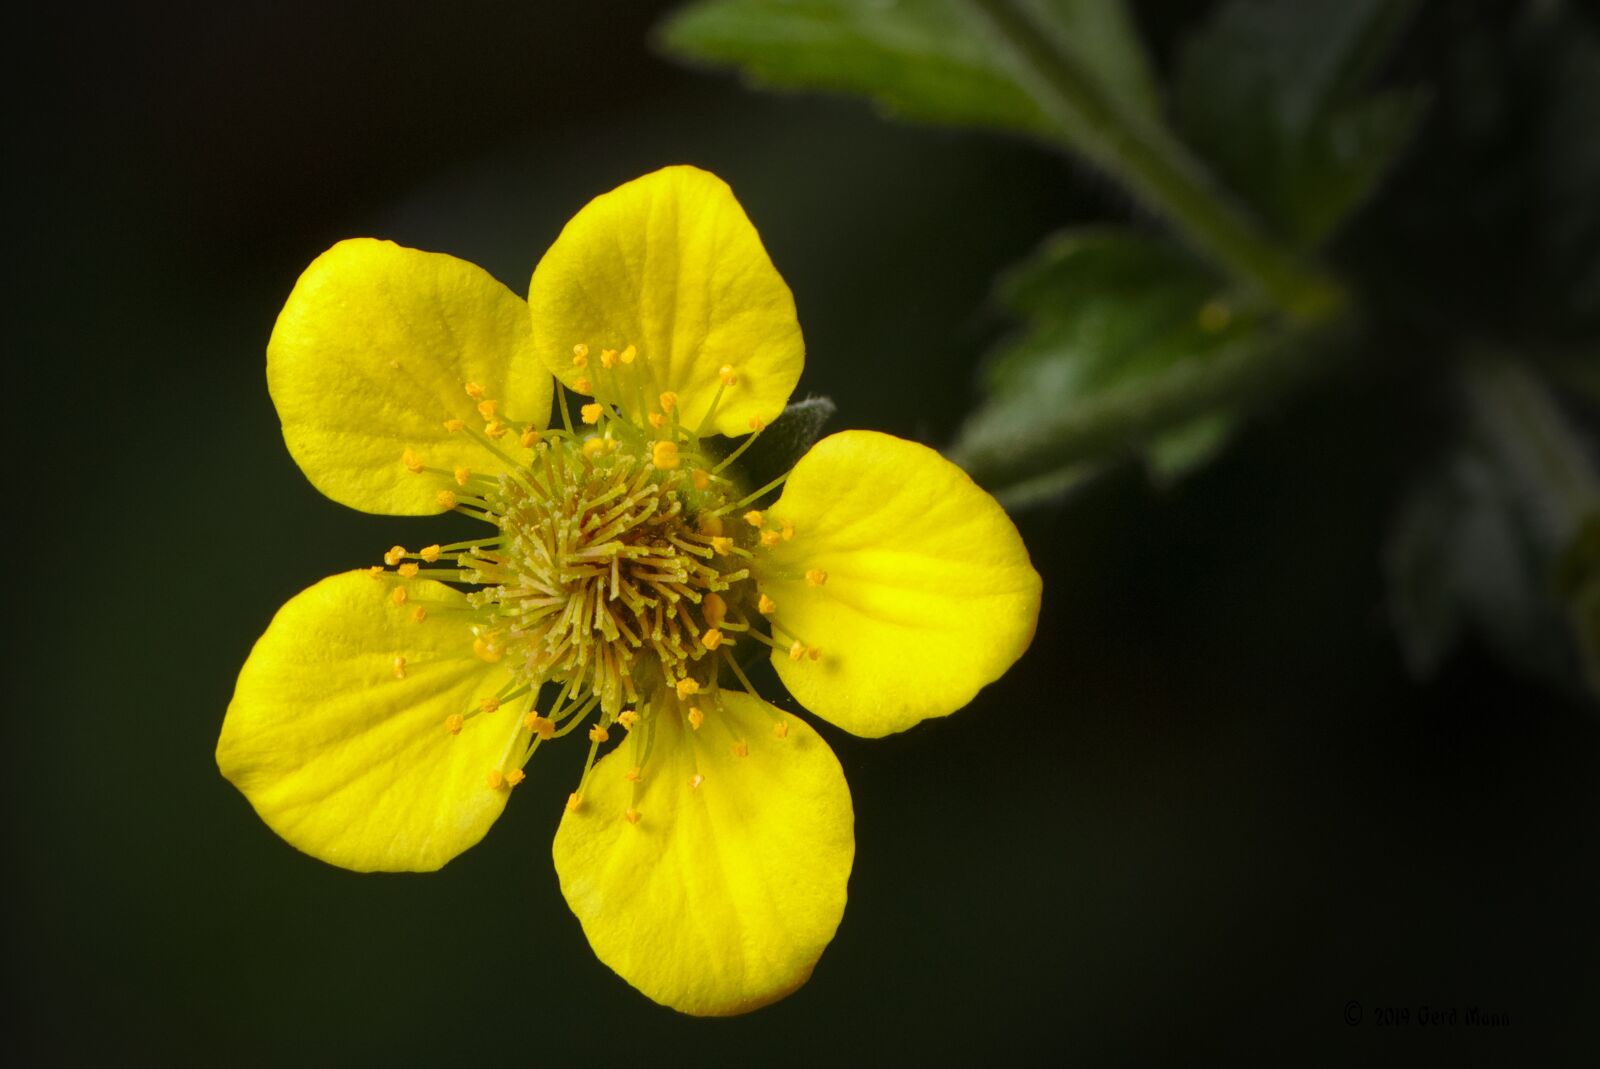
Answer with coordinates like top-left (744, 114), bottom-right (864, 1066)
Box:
top-left (553, 693), bottom-right (853, 1016)
top-left (528, 166), bottom-right (803, 436)
top-left (761, 431), bottom-right (1041, 737)
top-left (217, 571), bottom-right (521, 872)
top-left (268, 238), bottom-right (552, 515)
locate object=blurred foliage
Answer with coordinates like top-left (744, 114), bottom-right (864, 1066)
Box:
top-left (661, 0), bottom-right (1600, 704)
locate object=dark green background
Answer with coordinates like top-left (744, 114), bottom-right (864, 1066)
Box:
top-left (13, 2), bottom-right (1597, 1063)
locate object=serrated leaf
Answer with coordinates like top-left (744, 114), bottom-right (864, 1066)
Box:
top-left (657, 0), bottom-right (1158, 140)
top-left (950, 228), bottom-right (1257, 501)
top-left (1174, 0), bottom-right (1426, 250)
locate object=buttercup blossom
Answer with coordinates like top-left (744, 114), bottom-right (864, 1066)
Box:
top-left (218, 166), bottom-right (1041, 1015)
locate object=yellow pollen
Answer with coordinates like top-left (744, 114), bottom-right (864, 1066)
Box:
top-left (525, 714), bottom-right (555, 739)
top-left (809, 646), bottom-right (821, 661)
top-left (420, 544), bottom-right (442, 563)
top-left (588, 724), bottom-right (610, 743)
top-left (402, 449), bottom-right (425, 474)
top-left (648, 412), bottom-right (667, 429)
top-left (719, 365), bottom-right (737, 386)
top-left (806, 569), bottom-right (828, 586)
top-left (384, 545), bottom-right (407, 566)
top-left (600, 348), bottom-right (618, 369)
top-left (479, 696), bottom-right (500, 713)
top-left (743, 510), bottom-right (764, 528)
top-left (773, 720), bottom-right (789, 739)
top-left (473, 635), bottom-right (503, 662)
top-left (520, 426), bottom-right (541, 447)
top-left (624, 766), bottom-right (643, 783)
top-left (366, 566), bottom-right (383, 579)
top-left (652, 440), bottom-right (681, 469)
top-left (693, 469), bottom-right (711, 490)
top-left (689, 773), bottom-right (704, 790)
top-left (581, 437), bottom-right (608, 458)
top-left (476, 399), bottom-right (498, 420)
top-left (566, 792), bottom-right (582, 811)
top-left (675, 678), bottom-right (701, 699)
top-left (758, 594), bottom-right (777, 614)
top-left (391, 587), bottom-right (408, 606)
top-left (454, 466), bottom-right (472, 486)
top-left (486, 769), bottom-right (505, 790)
top-left (484, 420), bottom-right (508, 439)
top-left (659, 391), bottom-right (678, 413)
top-left (581, 403), bottom-right (604, 425)
top-left (397, 562), bottom-right (419, 578)
top-left (412, 606), bottom-right (427, 623)
top-left (442, 418), bottom-right (465, 433)
top-left (505, 769), bottom-right (526, 787)
top-left (624, 808), bottom-right (641, 825)
top-left (572, 343), bottom-right (590, 365)
top-left (760, 529), bottom-right (782, 547)
top-left (620, 345), bottom-right (637, 365)
top-left (731, 740), bottom-right (749, 758)
top-left (445, 714), bottom-right (464, 735)
top-left (616, 712), bottom-right (640, 732)
top-left (464, 382), bottom-right (486, 400)
top-left (749, 416), bottom-right (765, 431)
top-left (393, 655), bottom-right (407, 678)
top-left (789, 640), bottom-right (805, 661)
top-left (702, 629), bottom-right (725, 650)
top-left (782, 520), bottom-right (795, 541)
top-left (711, 536), bottom-right (734, 555)
top-left (703, 593), bottom-right (727, 627)
top-left (688, 707), bottom-right (705, 730)
top-left (574, 376), bottom-right (592, 394)
top-left (436, 489), bottom-right (458, 509)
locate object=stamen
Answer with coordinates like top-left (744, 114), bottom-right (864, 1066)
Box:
top-left (443, 418), bottom-right (466, 433)
top-left (384, 545), bottom-right (407, 567)
top-left (772, 720), bottom-right (789, 739)
top-left (731, 740), bottom-right (749, 758)
top-left (392, 588), bottom-right (408, 606)
top-left (806, 569), bottom-right (828, 586)
top-left (464, 382), bottom-right (486, 400)
top-left (477, 399), bottom-right (499, 420)
top-left (398, 563), bottom-right (419, 578)
top-left (625, 766), bottom-right (642, 782)
top-left (651, 441), bottom-right (680, 469)
top-left (393, 655), bottom-right (407, 677)
top-left (688, 706), bottom-right (705, 730)
top-left (420, 545), bottom-right (442, 563)
top-left (758, 594), bottom-right (776, 614)
top-left (743, 510), bottom-right (764, 528)
top-left (445, 714), bottom-right (464, 735)
top-left (506, 769), bottom-right (526, 787)
top-left (624, 808), bottom-right (641, 825)
top-left (581, 403), bottom-right (604, 425)
top-left (689, 773), bottom-right (704, 789)
top-left (402, 449), bottom-right (425, 474)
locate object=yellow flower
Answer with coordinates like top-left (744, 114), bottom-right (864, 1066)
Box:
top-left (217, 166), bottom-right (1041, 1015)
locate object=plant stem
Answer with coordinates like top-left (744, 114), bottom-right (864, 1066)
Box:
top-left (968, 0), bottom-right (1346, 321)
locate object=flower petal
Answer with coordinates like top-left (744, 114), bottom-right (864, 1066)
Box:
top-left (528, 166), bottom-right (803, 436)
top-left (217, 571), bottom-right (522, 872)
top-left (268, 238), bottom-right (552, 515)
top-left (761, 431), bottom-right (1041, 737)
top-left (552, 693), bottom-right (853, 1016)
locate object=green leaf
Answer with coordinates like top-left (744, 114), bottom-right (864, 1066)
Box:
top-left (657, 0), bottom-right (1158, 140)
top-left (949, 228), bottom-right (1264, 500)
top-left (1174, 0), bottom-right (1427, 250)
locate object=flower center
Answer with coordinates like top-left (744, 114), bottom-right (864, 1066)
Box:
top-left (460, 437), bottom-right (753, 714)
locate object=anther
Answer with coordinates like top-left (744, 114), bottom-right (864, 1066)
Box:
top-left (789, 641), bottom-right (805, 661)
top-left (760, 530), bottom-right (781, 547)
top-left (652, 441), bottom-right (680, 470)
top-left (719, 365), bottom-right (737, 386)
top-left (809, 646), bottom-right (821, 661)
top-left (473, 635), bottom-right (503, 662)
top-left (402, 449), bottom-right (425, 474)
top-left (649, 412), bottom-right (667, 429)
top-left (486, 769), bottom-right (505, 790)
top-left (659, 391), bottom-right (678, 413)
top-left (588, 724), bottom-right (610, 743)
top-left (573, 342), bottom-right (589, 362)
top-left (773, 721), bottom-right (789, 739)
top-left (477, 399), bottom-right (499, 420)
top-left (711, 536), bottom-right (734, 555)
top-left (744, 510), bottom-right (764, 528)
top-left (600, 348), bottom-right (618, 369)
top-left (699, 513), bottom-right (724, 537)
top-left (464, 382), bottom-right (486, 400)
top-left (574, 376), bottom-right (592, 394)
top-left (484, 420), bottom-right (507, 439)
top-left (412, 606), bottom-right (427, 623)
top-left (782, 520), bottom-right (795, 541)
top-left (525, 713), bottom-right (555, 739)
top-left (398, 562), bottom-right (419, 578)
top-left (806, 569), bottom-right (828, 586)
top-left (749, 416), bottom-right (765, 431)
top-left (688, 707), bottom-right (705, 730)
top-left (689, 773), bottom-right (704, 790)
top-left (393, 655), bottom-right (407, 678)
top-left (758, 594), bottom-right (777, 614)
top-left (366, 566), bottom-right (383, 579)
top-left (731, 740), bottom-right (749, 758)
top-left (420, 544), bottom-right (442, 563)
top-left (384, 545), bottom-right (407, 566)
top-left (454, 466), bottom-right (472, 486)
top-left (675, 678), bottom-right (701, 699)
top-left (506, 769), bottom-right (526, 787)
top-left (392, 587), bottom-right (408, 606)
top-left (581, 403), bottom-right (604, 425)
top-left (624, 808), bottom-right (641, 825)
top-left (445, 714), bottom-right (464, 735)
top-left (479, 697), bottom-right (500, 713)
top-left (581, 437), bottom-right (607, 458)
top-left (618, 710), bottom-right (641, 731)
top-left (702, 629), bottom-right (725, 650)
top-left (625, 766), bottom-right (642, 782)
top-left (436, 489), bottom-right (458, 509)
top-left (620, 345), bottom-right (637, 365)
top-left (703, 593), bottom-right (727, 627)
top-left (520, 426), bottom-right (541, 448)
top-left (693, 469), bottom-right (711, 490)
top-left (442, 418), bottom-right (466, 433)
top-left (566, 792), bottom-right (582, 811)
